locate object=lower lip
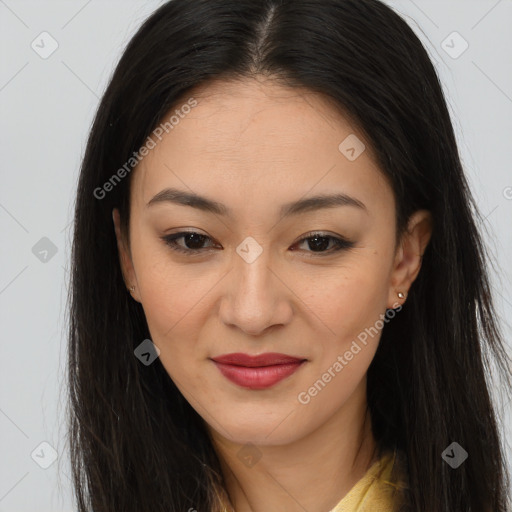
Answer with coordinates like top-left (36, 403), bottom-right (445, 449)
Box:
top-left (212, 360), bottom-right (306, 390)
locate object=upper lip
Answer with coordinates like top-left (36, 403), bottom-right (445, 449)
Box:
top-left (211, 352), bottom-right (306, 367)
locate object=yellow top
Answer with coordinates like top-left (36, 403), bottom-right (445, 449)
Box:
top-left (329, 448), bottom-right (408, 512)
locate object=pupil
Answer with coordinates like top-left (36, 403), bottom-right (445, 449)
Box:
top-left (308, 236), bottom-right (329, 252)
top-left (185, 233), bottom-right (206, 249)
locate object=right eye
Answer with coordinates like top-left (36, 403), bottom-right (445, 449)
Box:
top-left (161, 231), bottom-right (219, 255)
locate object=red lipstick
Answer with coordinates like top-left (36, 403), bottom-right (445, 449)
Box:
top-left (211, 352), bottom-right (306, 389)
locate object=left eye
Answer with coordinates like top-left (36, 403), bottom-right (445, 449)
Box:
top-left (161, 231), bottom-right (355, 256)
top-left (293, 232), bottom-right (355, 254)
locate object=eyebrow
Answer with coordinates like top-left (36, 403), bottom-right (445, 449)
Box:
top-left (146, 187), bottom-right (368, 218)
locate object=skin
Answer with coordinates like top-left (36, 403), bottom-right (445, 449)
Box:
top-left (113, 76), bottom-right (432, 512)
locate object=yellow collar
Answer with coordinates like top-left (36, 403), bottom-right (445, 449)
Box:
top-left (329, 448), bottom-right (408, 512)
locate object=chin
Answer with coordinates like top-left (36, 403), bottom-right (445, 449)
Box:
top-left (213, 418), bottom-right (306, 448)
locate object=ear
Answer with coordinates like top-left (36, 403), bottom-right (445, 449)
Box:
top-left (387, 209), bottom-right (433, 309)
top-left (112, 208), bottom-right (141, 302)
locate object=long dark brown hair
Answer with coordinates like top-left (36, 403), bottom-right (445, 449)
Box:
top-left (66, 0), bottom-right (512, 510)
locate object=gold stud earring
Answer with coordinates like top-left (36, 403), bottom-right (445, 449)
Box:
top-left (397, 291), bottom-right (406, 299)
top-left (128, 285), bottom-right (135, 293)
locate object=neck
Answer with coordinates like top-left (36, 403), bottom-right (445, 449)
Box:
top-left (207, 379), bottom-right (378, 512)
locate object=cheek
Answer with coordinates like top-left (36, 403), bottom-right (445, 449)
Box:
top-left (129, 244), bottom-right (208, 368)
top-left (131, 235), bottom-right (209, 331)
top-left (137, 269), bottom-right (210, 398)
top-left (296, 256), bottom-right (389, 389)
top-left (294, 263), bottom-right (388, 422)
top-left (302, 255), bottom-right (391, 345)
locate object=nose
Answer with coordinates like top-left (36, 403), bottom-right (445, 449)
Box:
top-left (218, 248), bottom-right (293, 337)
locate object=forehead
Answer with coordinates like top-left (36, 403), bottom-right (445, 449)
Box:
top-left (130, 77), bottom-right (392, 219)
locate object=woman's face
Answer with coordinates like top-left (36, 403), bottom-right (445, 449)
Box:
top-left (113, 77), bottom-right (431, 447)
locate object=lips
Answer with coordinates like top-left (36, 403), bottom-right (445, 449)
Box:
top-left (211, 352), bottom-right (307, 389)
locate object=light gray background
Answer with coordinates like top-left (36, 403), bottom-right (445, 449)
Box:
top-left (1, 1), bottom-right (511, 510)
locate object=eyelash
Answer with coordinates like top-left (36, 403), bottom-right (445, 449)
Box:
top-left (161, 231), bottom-right (355, 257)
